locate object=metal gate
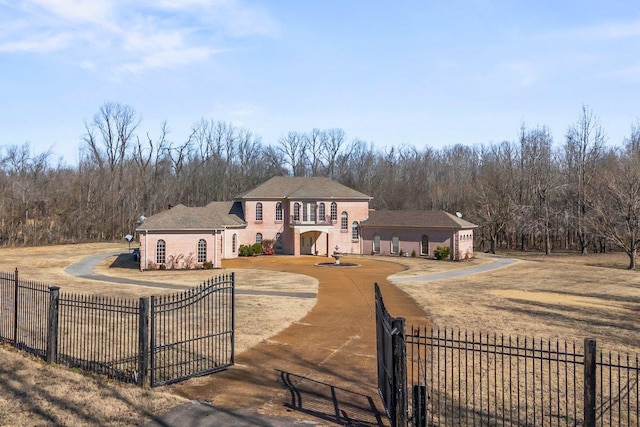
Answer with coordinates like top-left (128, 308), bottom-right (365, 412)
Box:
top-left (150, 273), bottom-right (235, 387)
top-left (375, 283), bottom-right (407, 427)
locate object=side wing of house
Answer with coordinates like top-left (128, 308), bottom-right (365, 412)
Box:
top-left (138, 230), bottom-right (223, 270)
top-left (136, 203), bottom-right (240, 270)
top-left (360, 210), bottom-right (478, 260)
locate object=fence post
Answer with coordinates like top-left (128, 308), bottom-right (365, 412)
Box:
top-left (584, 338), bottom-right (596, 427)
top-left (47, 286), bottom-right (60, 363)
top-left (230, 271), bottom-right (235, 365)
top-left (392, 317), bottom-right (407, 427)
top-left (138, 297), bottom-right (149, 387)
top-left (13, 268), bottom-right (18, 344)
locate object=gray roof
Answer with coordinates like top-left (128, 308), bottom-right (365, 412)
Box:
top-left (136, 202), bottom-right (245, 231)
top-left (361, 210), bottom-right (477, 229)
top-left (236, 176), bottom-right (371, 200)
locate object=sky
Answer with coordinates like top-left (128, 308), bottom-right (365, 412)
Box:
top-left (1, 0), bottom-right (640, 165)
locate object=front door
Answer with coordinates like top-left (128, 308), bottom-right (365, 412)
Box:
top-left (300, 233), bottom-right (316, 255)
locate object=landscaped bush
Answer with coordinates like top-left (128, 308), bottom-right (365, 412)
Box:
top-left (411, 250), bottom-right (417, 257)
top-left (239, 243), bottom-right (263, 256)
top-left (434, 246), bottom-right (451, 260)
top-left (251, 243), bottom-right (262, 255)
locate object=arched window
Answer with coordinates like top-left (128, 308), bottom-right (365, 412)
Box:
top-left (373, 234), bottom-right (381, 252)
top-left (255, 233), bottom-right (263, 244)
top-left (255, 202), bottom-right (263, 221)
top-left (198, 239), bottom-right (207, 263)
top-left (275, 232), bottom-right (282, 250)
top-left (156, 239), bottom-right (166, 264)
top-left (318, 203), bottom-right (325, 222)
top-left (341, 212), bottom-right (348, 231)
top-left (302, 203), bottom-right (308, 221)
top-left (421, 235), bottom-right (429, 255)
top-left (391, 236), bottom-right (399, 254)
top-left (294, 203), bottom-right (300, 221)
top-left (330, 202), bottom-right (338, 221)
top-left (275, 202), bottom-right (283, 222)
top-left (351, 221), bottom-right (359, 240)
top-left (232, 234), bottom-right (237, 253)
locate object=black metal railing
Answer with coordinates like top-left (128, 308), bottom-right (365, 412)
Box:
top-left (375, 287), bottom-right (640, 427)
top-left (0, 269), bottom-right (235, 387)
top-left (0, 269), bottom-right (50, 358)
top-left (150, 273), bottom-right (234, 387)
top-left (289, 215), bottom-right (334, 226)
top-left (375, 283), bottom-right (407, 427)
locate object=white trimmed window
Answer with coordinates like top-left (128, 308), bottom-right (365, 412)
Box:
top-left (232, 234), bottom-right (237, 253)
top-left (256, 233), bottom-right (263, 244)
top-left (294, 203), bottom-right (300, 221)
top-left (197, 239), bottom-right (207, 263)
top-left (373, 234), bottom-right (381, 252)
top-left (156, 239), bottom-right (166, 264)
top-left (421, 235), bottom-right (429, 255)
top-left (318, 203), bottom-right (325, 221)
top-left (341, 212), bottom-right (348, 231)
top-left (275, 202), bottom-right (283, 221)
top-left (351, 221), bottom-right (359, 240)
top-left (391, 236), bottom-right (399, 254)
top-left (255, 202), bottom-right (263, 221)
top-left (331, 202), bottom-right (337, 221)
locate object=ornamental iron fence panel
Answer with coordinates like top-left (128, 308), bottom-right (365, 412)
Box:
top-left (150, 273), bottom-right (235, 387)
top-left (375, 287), bottom-right (640, 427)
top-left (0, 269), bottom-right (234, 388)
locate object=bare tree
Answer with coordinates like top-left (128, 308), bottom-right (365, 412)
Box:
top-left (278, 131), bottom-right (307, 176)
top-left (591, 126), bottom-right (640, 269)
top-left (563, 105), bottom-right (606, 254)
top-left (322, 128), bottom-right (346, 179)
top-left (519, 125), bottom-right (556, 254)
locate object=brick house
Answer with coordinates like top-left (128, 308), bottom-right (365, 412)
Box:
top-left (136, 176), bottom-right (477, 270)
top-left (359, 210), bottom-right (477, 260)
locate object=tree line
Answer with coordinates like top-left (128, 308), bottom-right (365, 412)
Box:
top-left (2, 102), bottom-right (640, 268)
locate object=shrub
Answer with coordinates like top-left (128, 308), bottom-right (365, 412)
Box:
top-left (411, 250), bottom-right (417, 257)
top-left (158, 263), bottom-right (167, 270)
top-left (239, 244), bottom-right (252, 257)
top-left (434, 246), bottom-right (451, 260)
top-left (202, 261), bottom-right (214, 269)
top-left (251, 243), bottom-right (262, 255)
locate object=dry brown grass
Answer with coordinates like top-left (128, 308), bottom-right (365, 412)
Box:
top-left (2, 244), bottom-right (639, 425)
top-left (391, 252), bottom-right (640, 354)
top-left (0, 243), bottom-right (317, 426)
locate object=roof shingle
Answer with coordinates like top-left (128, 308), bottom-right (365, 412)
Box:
top-left (361, 210), bottom-right (477, 229)
top-left (236, 176), bottom-right (371, 200)
top-left (136, 202), bottom-right (245, 231)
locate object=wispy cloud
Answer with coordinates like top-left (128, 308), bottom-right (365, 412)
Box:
top-left (0, 0), bottom-right (278, 74)
top-left (0, 32), bottom-right (72, 53)
top-left (543, 18), bottom-right (640, 41)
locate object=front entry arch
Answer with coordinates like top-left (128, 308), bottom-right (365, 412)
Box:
top-left (300, 231), bottom-right (319, 255)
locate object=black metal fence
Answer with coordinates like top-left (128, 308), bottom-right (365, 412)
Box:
top-left (374, 284), bottom-right (640, 427)
top-left (0, 269), bottom-right (234, 387)
top-left (375, 283), bottom-right (407, 426)
top-left (150, 274), bottom-right (235, 387)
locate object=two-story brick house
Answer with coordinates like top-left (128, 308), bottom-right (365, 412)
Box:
top-left (135, 176), bottom-right (477, 270)
top-left (136, 176), bottom-right (372, 270)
